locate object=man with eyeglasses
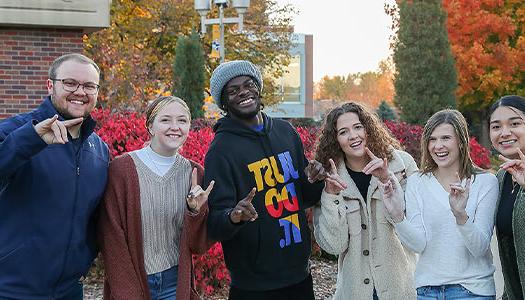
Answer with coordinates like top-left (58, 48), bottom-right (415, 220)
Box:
top-left (203, 60), bottom-right (329, 300)
top-left (0, 53), bottom-right (109, 299)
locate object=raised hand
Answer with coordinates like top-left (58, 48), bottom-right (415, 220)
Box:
top-left (229, 187), bottom-right (258, 223)
top-left (362, 147), bottom-right (390, 183)
top-left (449, 172), bottom-right (470, 224)
top-left (305, 159), bottom-right (328, 183)
top-left (324, 158), bottom-right (348, 195)
top-left (34, 115), bottom-right (83, 145)
top-left (186, 168), bottom-right (215, 213)
top-left (499, 148), bottom-right (525, 187)
top-left (378, 178), bottom-right (405, 223)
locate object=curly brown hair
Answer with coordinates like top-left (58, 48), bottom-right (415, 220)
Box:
top-left (315, 102), bottom-right (402, 169)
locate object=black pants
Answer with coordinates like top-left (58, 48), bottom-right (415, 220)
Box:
top-left (228, 273), bottom-right (315, 300)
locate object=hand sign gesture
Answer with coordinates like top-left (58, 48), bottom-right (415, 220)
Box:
top-left (362, 147), bottom-right (390, 183)
top-left (34, 115), bottom-right (83, 144)
top-left (499, 148), bottom-right (525, 187)
top-left (230, 187), bottom-right (258, 223)
top-left (324, 158), bottom-right (348, 195)
top-left (378, 177), bottom-right (405, 223)
top-left (186, 168), bottom-right (215, 213)
top-left (449, 172), bottom-right (471, 224)
top-left (305, 159), bottom-right (328, 183)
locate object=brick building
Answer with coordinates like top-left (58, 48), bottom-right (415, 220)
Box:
top-left (0, 0), bottom-right (110, 119)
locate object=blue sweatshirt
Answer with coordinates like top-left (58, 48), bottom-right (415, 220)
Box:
top-left (204, 113), bottom-right (323, 291)
top-left (0, 97), bottom-right (109, 299)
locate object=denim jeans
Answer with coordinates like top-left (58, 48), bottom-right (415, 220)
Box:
top-left (416, 284), bottom-right (495, 300)
top-left (147, 265), bottom-right (178, 300)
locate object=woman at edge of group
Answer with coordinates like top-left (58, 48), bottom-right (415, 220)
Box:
top-left (488, 95), bottom-right (525, 300)
top-left (98, 96), bottom-right (214, 300)
top-left (383, 109), bottom-right (499, 299)
top-left (312, 102), bottom-right (418, 300)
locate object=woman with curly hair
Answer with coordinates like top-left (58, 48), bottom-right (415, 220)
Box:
top-left (313, 102), bottom-right (418, 300)
top-left (389, 109), bottom-right (498, 299)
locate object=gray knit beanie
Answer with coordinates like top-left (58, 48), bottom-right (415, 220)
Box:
top-left (210, 60), bottom-right (263, 108)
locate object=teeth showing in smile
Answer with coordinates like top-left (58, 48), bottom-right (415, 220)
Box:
top-left (500, 140), bottom-right (517, 145)
top-left (70, 100), bottom-right (84, 105)
top-left (435, 152), bottom-right (448, 157)
top-left (350, 141), bottom-right (362, 148)
top-left (239, 98), bottom-right (253, 105)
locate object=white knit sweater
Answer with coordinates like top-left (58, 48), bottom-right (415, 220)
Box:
top-left (395, 172), bottom-right (499, 296)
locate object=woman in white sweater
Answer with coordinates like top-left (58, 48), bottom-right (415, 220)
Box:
top-left (383, 109), bottom-right (499, 299)
top-left (313, 102), bottom-right (418, 300)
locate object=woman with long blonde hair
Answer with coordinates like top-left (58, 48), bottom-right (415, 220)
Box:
top-left (387, 109), bottom-right (498, 299)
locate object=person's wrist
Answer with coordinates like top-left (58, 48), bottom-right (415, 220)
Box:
top-left (453, 211), bottom-right (468, 225)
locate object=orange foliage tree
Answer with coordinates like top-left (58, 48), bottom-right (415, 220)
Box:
top-left (84, 0), bottom-right (296, 109)
top-left (443, 0), bottom-right (525, 143)
top-left (315, 59), bottom-right (394, 108)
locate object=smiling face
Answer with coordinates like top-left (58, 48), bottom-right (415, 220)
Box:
top-left (336, 112), bottom-right (368, 162)
top-left (427, 123), bottom-right (460, 171)
top-left (47, 60), bottom-right (99, 119)
top-left (149, 101), bottom-right (191, 156)
top-left (490, 106), bottom-right (525, 159)
top-left (223, 75), bottom-right (261, 120)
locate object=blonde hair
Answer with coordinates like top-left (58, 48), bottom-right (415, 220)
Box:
top-left (420, 109), bottom-right (479, 179)
top-left (145, 96), bottom-right (191, 133)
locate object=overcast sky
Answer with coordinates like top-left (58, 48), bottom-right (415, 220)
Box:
top-left (275, 0), bottom-right (395, 82)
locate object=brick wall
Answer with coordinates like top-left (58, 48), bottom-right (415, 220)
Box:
top-left (0, 28), bottom-right (84, 119)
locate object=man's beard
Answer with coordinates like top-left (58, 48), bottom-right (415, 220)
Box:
top-left (51, 93), bottom-right (91, 120)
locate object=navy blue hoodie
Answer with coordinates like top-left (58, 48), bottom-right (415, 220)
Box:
top-left (0, 97), bottom-right (109, 299)
top-left (204, 113), bottom-right (323, 291)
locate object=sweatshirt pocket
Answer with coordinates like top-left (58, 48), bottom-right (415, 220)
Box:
top-left (344, 200), bottom-right (362, 236)
top-left (0, 240), bottom-right (46, 291)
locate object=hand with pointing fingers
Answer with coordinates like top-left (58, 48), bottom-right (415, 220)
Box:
top-left (230, 187), bottom-right (258, 223)
top-left (378, 177), bottom-right (405, 223)
top-left (34, 115), bottom-right (83, 145)
top-left (186, 168), bottom-right (215, 213)
top-left (499, 148), bottom-right (525, 187)
top-left (362, 147), bottom-right (390, 183)
top-left (305, 159), bottom-right (328, 183)
top-left (324, 158), bottom-right (348, 195)
top-left (449, 172), bottom-right (471, 225)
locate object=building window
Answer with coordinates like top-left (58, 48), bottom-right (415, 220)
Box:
top-left (274, 55), bottom-right (301, 103)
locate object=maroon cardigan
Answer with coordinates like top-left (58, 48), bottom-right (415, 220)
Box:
top-left (98, 154), bottom-right (212, 300)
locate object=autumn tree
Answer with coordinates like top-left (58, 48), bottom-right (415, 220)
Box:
top-left (173, 32), bottom-right (205, 118)
top-left (84, 0), bottom-right (295, 109)
top-left (315, 59), bottom-right (395, 108)
top-left (443, 0), bottom-right (525, 144)
top-left (393, 0), bottom-right (457, 124)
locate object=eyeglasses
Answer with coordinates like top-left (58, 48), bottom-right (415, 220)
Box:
top-left (50, 78), bottom-right (100, 95)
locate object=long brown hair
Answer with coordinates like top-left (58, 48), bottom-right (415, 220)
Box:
top-left (315, 102), bottom-right (402, 168)
top-left (420, 109), bottom-right (479, 179)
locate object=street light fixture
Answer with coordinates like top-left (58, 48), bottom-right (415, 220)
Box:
top-left (194, 0), bottom-right (250, 63)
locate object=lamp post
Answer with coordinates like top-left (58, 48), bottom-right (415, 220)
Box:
top-left (194, 0), bottom-right (250, 63)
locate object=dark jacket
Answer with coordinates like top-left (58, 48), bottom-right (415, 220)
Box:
top-left (204, 113), bottom-right (323, 291)
top-left (495, 170), bottom-right (525, 300)
top-left (0, 96), bottom-right (109, 299)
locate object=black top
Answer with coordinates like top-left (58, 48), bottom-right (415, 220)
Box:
top-left (204, 113), bottom-right (324, 290)
top-left (496, 172), bottom-right (523, 299)
top-left (346, 167), bottom-right (372, 202)
top-left (497, 172), bottom-right (518, 237)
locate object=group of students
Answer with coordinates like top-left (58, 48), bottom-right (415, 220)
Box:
top-left (1, 53), bottom-right (524, 300)
top-left (99, 61), bottom-right (525, 300)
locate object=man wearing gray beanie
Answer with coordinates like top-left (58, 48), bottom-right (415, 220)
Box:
top-left (203, 60), bottom-right (331, 300)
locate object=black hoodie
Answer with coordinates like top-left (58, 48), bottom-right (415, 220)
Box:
top-left (204, 113), bottom-right (323, 291)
